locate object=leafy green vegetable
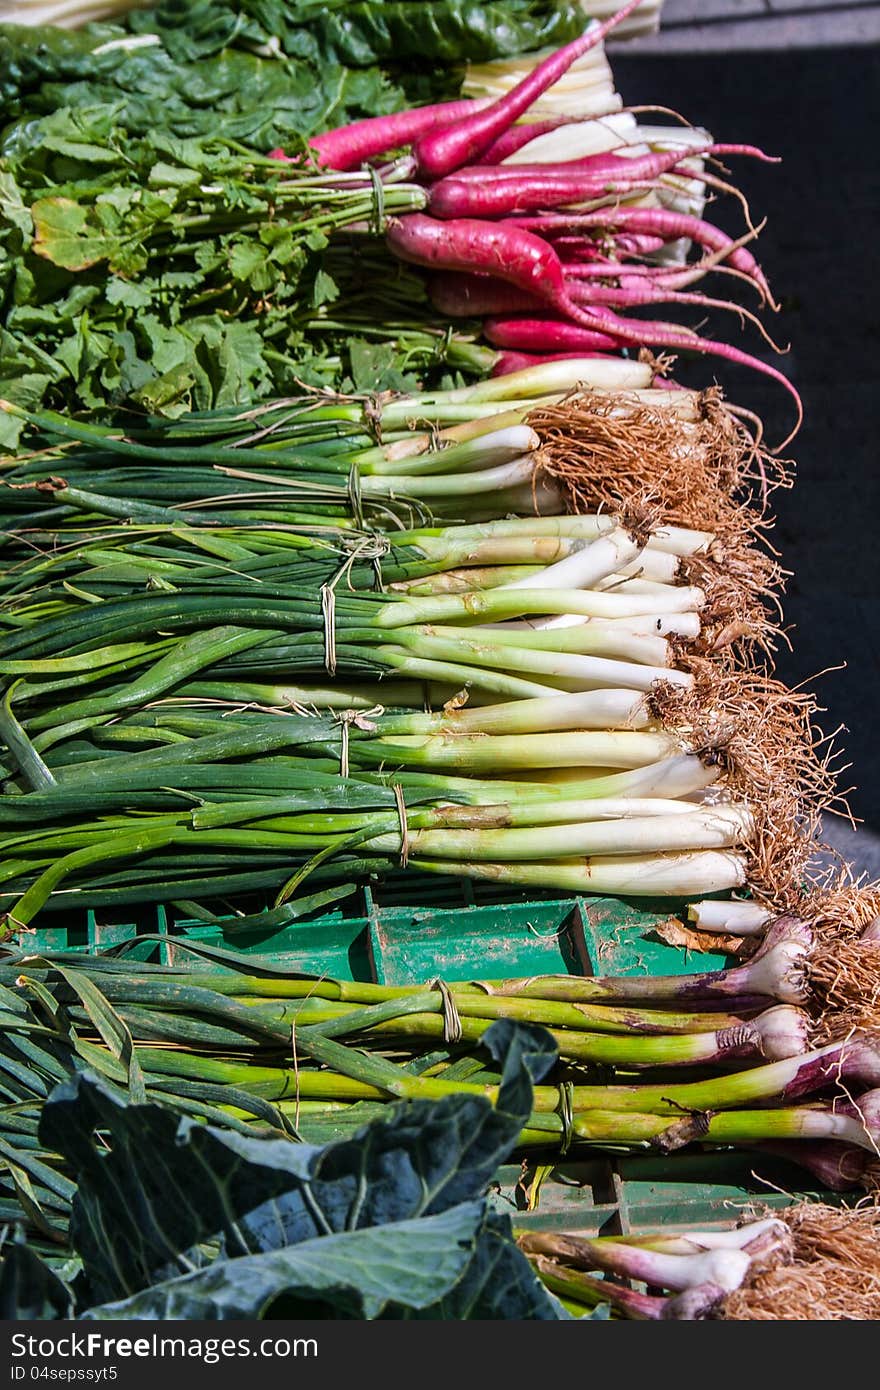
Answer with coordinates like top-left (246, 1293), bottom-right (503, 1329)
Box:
top-left (128, 1), bottom-right (589, 68)
top-left (1, 1019), bottom-right (574, 1320)
top-left (0, 1239), bottom-right (73, 1321)
top-left (0, 2), bottom-right (581, 421)
top-left (0, 125), bottom-right (494, 422)
top-left (0, 116), bottom-right (495, 421)
top-left (0, 3), bottom-right (586, 148)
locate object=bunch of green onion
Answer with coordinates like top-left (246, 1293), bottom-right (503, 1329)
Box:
top-left (0, 359), bottom-right (674, 534)
top-left (520, 1219), bottom-right (792, 1320)
top-left (1, 938), bottom-right (878, 1253)
top-left (0, 511), bottom-right (760, 925)
top-left (0, 366), bottom-right (821, 927)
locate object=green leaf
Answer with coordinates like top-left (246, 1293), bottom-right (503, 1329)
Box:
top-left (0, 375), bottom-right (52, 447)
top-left (311, 267), bottom-right (339, 308)
top-left (105, 278), bottom-right (153, 310)
top-left (0, 171), bottom-right (31, 235)
top-left (30, 197), bottom-right (118, 272)
top-left (83, 1203), bottom-right (483, 1320)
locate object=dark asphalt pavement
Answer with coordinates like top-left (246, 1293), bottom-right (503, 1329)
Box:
top-left (614, 44), bottom-right (880, 874)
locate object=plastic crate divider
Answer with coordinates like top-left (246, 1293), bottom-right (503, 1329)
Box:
top-left (362, 882), bottom-right (382, 984)
top-left (87, 902), bottom-right (167, 958)
top-left (608, 1163), bottom-right (632, 1236)
top-left (497, 1157), bottom-right (628, 1238)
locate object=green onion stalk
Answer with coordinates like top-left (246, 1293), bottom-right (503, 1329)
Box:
top-left (2, 950), bottom-right (878, 1201)
top-left (0, 375), bottom-right (783, 671)
top-left (0, 370), bottom-right (719, 544)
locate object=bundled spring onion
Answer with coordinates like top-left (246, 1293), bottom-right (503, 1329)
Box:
top-left (0, 368), bottom-right (832, 925)
top-left (0, 542), bottom-right (830, 923)
top-left (521, 1217), bottom-right (790, 1319)
top-left (1, 946), bottom-right (878, 1233)
top-left (0, 367), bottom-right (787, 663)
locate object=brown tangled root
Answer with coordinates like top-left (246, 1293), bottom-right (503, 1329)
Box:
top-left (721, 1201), bottom-right (880, 1320)
top-left (779, 871), bottom-right (880, 1038)
top-left (800, 866), bottom-right (880, 938)
top-left (648, 666), bottom-right (845, 906)
top-left (808, 935), bottom-right (880, 1041)
top-left (528, 388), bottom-right (792, 668)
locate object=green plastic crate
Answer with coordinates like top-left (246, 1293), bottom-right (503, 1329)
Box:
top-left (24, 878), bottom-right (838, 1236)
top-left (495, 1149), bottom-right (844, 1239)
top-left (28, 874), bottom-right (730, 980)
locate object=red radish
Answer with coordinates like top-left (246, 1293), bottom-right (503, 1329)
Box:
top-left (551, 233), bottom-right (667, 259)
top-left (429, 269), bottom-right (772, 342)
top-left (429, 271), bottom-right (546, 317)
top-left (614, 233), bottom-right (667, 256)
top-left (491, 350), bottom-right (620, 377)
top-left (384, 213), bottom-right (611, 329)
top-left (507, 207), bottom-right (776, 304)
top-left (412, 0), bottom-right (645, 179)
top-left (296, 99), bottom-right (485, 172)
top-left (563, 260), bottom-right (661, 277)
top-left (440, 142), bottom-right (773, 184)
top-left (482, 316), bottom-right (623, 353)
top-left (567, 280), bottom-right (785, 348)
top-left (427, 143), bottom-right (770, 220)
top-left (485, 309), bottom-right (802, 444)
top-left (475, 115), bottom-right (591, 165)
top-left (428, 171), bottom-right (671, 221)
top-left (550, 238), bottom-right (608, 261)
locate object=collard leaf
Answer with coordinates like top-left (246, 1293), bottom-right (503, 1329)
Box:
top-left (38, 1022), bottom-right (556, 1308)
top-left (82, 1203), bottom-right (483, 1321)
top-left (396, 1209), bottom-right (569, 1321)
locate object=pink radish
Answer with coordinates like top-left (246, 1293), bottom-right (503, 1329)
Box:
top-left (427, 144), bottom-right (770, 220)
top-left (385, 213), bottom-right (612, 329)
top-left (429, 271), bottom-right (547, 317)
top-left (291, 99), bottom-right (485, 172)
top-left (412, 0), bottom-right (645, 179)
top-left (475, 115), bottom-right (591, 165)
top-left (552, 233), bottom-right (667, 259)
top-left (568, 280), bottom-right (785, 349)
top-left (485, 310), bottom-right (802, 444)
top-left (491, 350), bottom-right (621, 377)
top-left (429, 269), bottom-right (772, 344)
top-left (440, 142), bottom-right (773, 184)
top-left (428, 171), bottom-right (669, 221)
top-left (482, 316), bottom-right (625, 353)
top-left (507, 207), bottom-right (776, 304)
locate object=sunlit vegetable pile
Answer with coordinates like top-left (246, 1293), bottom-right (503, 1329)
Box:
top-left (0, 0), bottom-right (796, 433)
top-left (0, 354), bottom-right (836, 928)
top-left (1, 0), bottom-right (876, 1325)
